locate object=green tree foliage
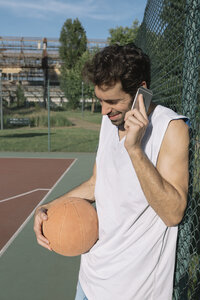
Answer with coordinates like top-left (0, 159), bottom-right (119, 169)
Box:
top-left (135, 0), bottom-right (186, 109)
top-left (161, 0), bottom-right (186, 49)
top-left (107, 19), bottom-right (140, 45)
top-left (79, 50), bottom-right (98, 112)
top-left (59, 18), bottom-right (87, 109)
top-left (77, 50), bottom-right (97, 102)
top-left (60, 50), bottom-right (97, 110)
top-left (59, 18), bottom-right (87, 70)
top-left (156, 0), bottom-right (186, 109)
top-left (60, 68), bottom-right (81, 110)
top-left (16, 84), bottom-right (26, 107)
top-left (159, 0), bottom-right (186, 74)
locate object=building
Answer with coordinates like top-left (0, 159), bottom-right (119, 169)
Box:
top-left (0, 36), bottom-right (107, 106)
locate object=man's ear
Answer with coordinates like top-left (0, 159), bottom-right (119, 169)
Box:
top-left (140, 81), bottom-right (147, 88)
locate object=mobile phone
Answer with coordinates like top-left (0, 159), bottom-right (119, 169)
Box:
top-left (131, 86), bottom-right (153, 112)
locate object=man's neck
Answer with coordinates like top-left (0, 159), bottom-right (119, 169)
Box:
top-left (118, 123), bottom-right (127, 140)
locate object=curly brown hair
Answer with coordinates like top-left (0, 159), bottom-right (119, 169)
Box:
top-left (82, 43), bottom-right (151, 98)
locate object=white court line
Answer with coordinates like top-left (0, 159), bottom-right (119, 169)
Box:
top-left (0, 158), bottom-right (77, 258)
top-left (0, 189), bottom-right (50, 203)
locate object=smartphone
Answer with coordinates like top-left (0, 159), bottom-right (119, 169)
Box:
top-left (131, 86), bottom-right (153, 112)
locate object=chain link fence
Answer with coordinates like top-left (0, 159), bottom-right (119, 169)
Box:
top-left (135, 0), bottom-right (200, 299)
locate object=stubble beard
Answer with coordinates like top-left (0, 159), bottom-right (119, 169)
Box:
top-left (109, 101), bottom-right (133, 130)
top-left (109, 112), bottom-right (126, 129)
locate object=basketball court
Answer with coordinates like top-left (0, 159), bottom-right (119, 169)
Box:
top-left (0, 152), bottom-right (96, 300)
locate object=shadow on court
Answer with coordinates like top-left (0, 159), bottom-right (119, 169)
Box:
top-left (0, 132), bottom-right (54, 138)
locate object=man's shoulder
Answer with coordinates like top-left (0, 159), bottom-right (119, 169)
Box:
top-left (165, 118), bottom-right (189, 145)
top-left (151, 105), bottom-right (178, 120)
top-left (150, 105), bottom-right (188, 127)
top-left (157, 117), bottom-right (189, 168)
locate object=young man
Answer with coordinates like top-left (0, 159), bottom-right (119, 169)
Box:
top-left (34, 44), bottom-right (189, 300)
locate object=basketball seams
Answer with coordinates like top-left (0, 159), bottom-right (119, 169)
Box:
top-left (88, 205), bottom-right (98, 246)
top-left (58, 203), bottom-right (67, 253)
top-left (44, 197), bottom-right (98, 256)
top-left (72, 199), bottom-right (85, 254)
top-left (46, 207), bottom-right (57, 218)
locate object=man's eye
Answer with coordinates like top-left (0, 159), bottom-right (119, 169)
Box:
top-left (98, 99), bottom-right (118, 105)
top-left (108, 101), bottom-right (117, 105)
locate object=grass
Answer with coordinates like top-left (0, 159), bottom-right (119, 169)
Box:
top-left (4, 107), bottom-right (102, 127)
top-left (64, 110), bottom-right (102, 125)
top-left (0, 127), bottom-right (100, 152)
top-left (0, 107), bottom-right (101, 152)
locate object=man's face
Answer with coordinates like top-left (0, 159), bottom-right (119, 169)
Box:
top-left (95, 82), bottom-right (133, 127)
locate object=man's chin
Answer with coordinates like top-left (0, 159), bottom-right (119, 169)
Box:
top-left (110, 118), bottom-right (124, 127)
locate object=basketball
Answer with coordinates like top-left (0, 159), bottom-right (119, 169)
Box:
top-left (43, 197), bottom-right (98, 256)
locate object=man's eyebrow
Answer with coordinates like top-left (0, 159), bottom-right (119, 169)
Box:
top-left (94, 95), bottom-right (122, 102)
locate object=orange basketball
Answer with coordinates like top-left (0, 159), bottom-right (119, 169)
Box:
top-left (43, 197), bottom-right (98, 256)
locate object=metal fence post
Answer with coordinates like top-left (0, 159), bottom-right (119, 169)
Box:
top-left (48, 79), bottom-right (51, 152)
top-left (81, 81), bottom-right (84, 118)
top-left (0, 70), bottom-right (3, 130)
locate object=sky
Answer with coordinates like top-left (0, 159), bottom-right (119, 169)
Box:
top-left (0, 0), bottom-right (147, 40)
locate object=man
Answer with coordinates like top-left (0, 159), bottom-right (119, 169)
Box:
top-left (34, 44), bottom-right (189, 300)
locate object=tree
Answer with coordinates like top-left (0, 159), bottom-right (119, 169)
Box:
top-left (107, 19), bottom-right (140, 45)
top-left (152, 0), bottom-right (186, 110)
top-left (59, 18), bottom-right (87, 70)
top-left (78, 50), bottom-right (98, 112)
top-left (16, 84), bottom-right (26, 107)
top-left (60, 68), bottom-right (81, 109)
top-left (60, 49), bottom-right (97, 110)
top-left (59, 18), bottom-right (87, 108)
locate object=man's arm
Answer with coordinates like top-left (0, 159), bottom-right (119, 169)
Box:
top-left (34, 163), bottom-right (96, 250)
top-left (124, 97), bottom-right (189, 226)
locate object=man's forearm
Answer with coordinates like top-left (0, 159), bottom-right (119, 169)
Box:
top-left (43, 178), bottom-right (95, 210)
top-left (63, 178), bottom-right (96, 202)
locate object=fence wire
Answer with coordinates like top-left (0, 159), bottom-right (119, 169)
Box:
top-left (135, 0), bottom-right (200, 299)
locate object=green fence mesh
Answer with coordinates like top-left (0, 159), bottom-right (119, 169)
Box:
top-left (135, 0), bottom-right (200, 299)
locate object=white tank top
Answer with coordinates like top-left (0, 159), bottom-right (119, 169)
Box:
top-left (79, 105), bottom-right (187, 300)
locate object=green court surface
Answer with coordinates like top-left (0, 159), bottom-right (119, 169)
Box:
top-left (0, 152), bottom-right (96, 300)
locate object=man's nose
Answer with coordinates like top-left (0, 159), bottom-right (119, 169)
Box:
top-left (101, 101), bottom-right (112, 115)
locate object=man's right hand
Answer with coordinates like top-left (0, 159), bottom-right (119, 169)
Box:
top-left (33, 204), bottom-right (52, 251)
